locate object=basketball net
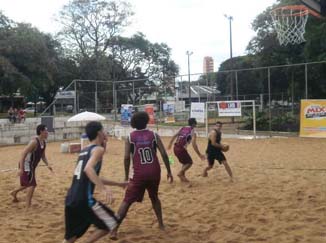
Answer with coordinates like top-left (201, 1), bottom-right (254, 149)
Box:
top-left (270, 5), bottom-right (319, 45)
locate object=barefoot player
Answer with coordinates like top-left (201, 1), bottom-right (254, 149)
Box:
top-left (110, 112), bottom-right (173, 240)
top-left (167, 118), bottom-right (206, 182)
top-left (10, 124), bottom-right (53, 209)
top-left (203, 121), bottom-right (233, 180)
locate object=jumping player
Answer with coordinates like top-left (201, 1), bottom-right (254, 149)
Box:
top-left (10, 124), bottom-right (53, 209)
top-left (63, 121), bottom-right (126, 243)
top-left (110, 112), bottom-right (173, 240)
top-left (167, 118), bottom-right (206, 182)
top-left (203, 121), bottom-right (233, 181)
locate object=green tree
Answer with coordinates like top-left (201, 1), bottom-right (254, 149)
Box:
top-left (57, 0), bottom-right (133, 62)
top-left (0, 13), bottom-right (78, 112)
top-left (109, 33), bottom-right (179, 104)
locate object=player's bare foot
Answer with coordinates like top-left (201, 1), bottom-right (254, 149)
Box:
top-left (109, 234), bottom-right (118, 241)
top-left (183, 176), bottom-right (190, 183)
top-left (159, 224), bottom-right (165, 231)
top-left (10, 191), bottom-right (19, 203)
top-left (177, 173), bottom-right (189, 183)
top-left (110, 228), bottom-right (118, 240)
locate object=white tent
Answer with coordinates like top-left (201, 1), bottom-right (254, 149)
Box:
top-left (67, 111), bottom-right (106, 122)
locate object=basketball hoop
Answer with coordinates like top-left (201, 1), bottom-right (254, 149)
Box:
top-left (270, 5), bottom-right (321, 45)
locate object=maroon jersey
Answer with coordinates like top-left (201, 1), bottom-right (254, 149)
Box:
top-left (174, 126), bottom-right (194, 148)
top-left (20, 137), bottom-right (46, 186)
top-left (129, 129), bottom-right (160, 180)
top-left (23, 137), bottom-right (46, 172)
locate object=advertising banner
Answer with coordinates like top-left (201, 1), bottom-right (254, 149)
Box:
top-left (218, 101), bottom-right (242, 117)
top-left (121, 104), bottom-right (133, 125)
top-left (163, 102), bottom-right (175, 123)
top-left (145, 104), bottom-right (155, 125)
top-left (190, 102), bottom-right (205, 123)
top-left (300, 100), bottom-right (326, 138)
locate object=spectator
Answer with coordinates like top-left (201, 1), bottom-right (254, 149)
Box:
top-left (18, 108), bottom-right (26, 123)
top-left (8, 107), bottom-right (14, 123)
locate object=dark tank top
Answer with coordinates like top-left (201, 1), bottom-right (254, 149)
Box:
top-left (65, 145), bottom-right (100, 207)
top-left (23, 137), bottom-right (46, 172)
top-left (206, 129), bottom-right (221, 153)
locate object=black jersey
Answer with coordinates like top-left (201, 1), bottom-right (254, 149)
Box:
top-left (206, 129), bottom-right (222, 153)
top-left (65, 145), bottom-right (101, 207)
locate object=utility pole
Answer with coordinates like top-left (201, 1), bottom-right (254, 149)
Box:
top-left (224, 14), bottom-right (234, 100)
top-left (186, 50), bottom-right (193, 115)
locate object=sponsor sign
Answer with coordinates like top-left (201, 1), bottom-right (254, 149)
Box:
top-left (218, 101), bottom-right (242, 117)
top-left (300, 100), bottom-right (326, 138)
top-left (121, 104), bottom-right (133, 125)
top-left (163, 102), bottom-right (175, 123)
top-left (191, 102), bottom-right (205, 123)
top-left (145, 104), bottom-right (155, 125)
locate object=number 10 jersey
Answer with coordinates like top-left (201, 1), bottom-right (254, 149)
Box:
top-left (129, 129), bottom-right (161, 180)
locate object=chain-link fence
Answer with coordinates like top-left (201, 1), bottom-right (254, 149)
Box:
top-left (37, 60), bottom-right (326, 135)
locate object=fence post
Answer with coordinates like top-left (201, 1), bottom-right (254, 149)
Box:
top-left (253, 100), bottom-right (256, 139)
top-left (95, 81), bottom-right (98, 113)
top-left (113, 82), bottom-right (117, 122)
top-left (74, 80), bottom-right (77, 114)
top-left (235, 71), bottom-right (238, 100)
top-left (132, 80), bottom-right (135, 105)
top-left (268, 67), bottom-right (272, 137)
top-left (305, 63), bottom-right (308, 99)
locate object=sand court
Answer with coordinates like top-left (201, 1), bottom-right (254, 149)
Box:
top-left (0, 137), bottom-right (325, 243)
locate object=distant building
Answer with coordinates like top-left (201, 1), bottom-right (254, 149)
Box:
top-left (203, 56), bottom-right (214, 74)
top-left (176, 82), bottom-right (220, 104)
top-left (54, 90), bottom-right (75, 113)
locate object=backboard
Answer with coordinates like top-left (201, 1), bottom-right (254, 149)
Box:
top-left (301, 0), bottom-right (326, 16)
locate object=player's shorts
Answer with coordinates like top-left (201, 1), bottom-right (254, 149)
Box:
top-left (173, 145), bottom-right (193, 165)
top-left (206, 151), bottom-right (226, 166)
top-left (20, 170), bottom-right (36, 187)
top-left (64, 201), bottom-right (118, 240)
top-left (123, 178), bottom-right (160, 204)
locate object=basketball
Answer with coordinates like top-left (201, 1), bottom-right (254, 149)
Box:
top-left (222, 144), bottom-right (229, 152)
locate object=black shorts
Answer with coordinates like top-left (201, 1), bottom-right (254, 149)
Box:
top-left (64, 201), bottom-right (118, 240)
top-left (206, 151), bottom-right (226, 166)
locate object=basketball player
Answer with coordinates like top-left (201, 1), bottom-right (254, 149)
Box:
top-left (110, 112), bottom-right (173, 240)
top-left (167, 118), bottom-right (206, 182)
top-left (63, 121), bottom-right (127, 243)
top-left (10, 124), bottom-right (53, 209)
top-left (203, 121), bottom-right (233, 180)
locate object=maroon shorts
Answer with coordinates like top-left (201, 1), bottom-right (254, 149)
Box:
top-left (20, 170), bottom-right (36, 187)
top-left (123, 178), bottom-right (160, 204)
top-left (173, 146), bottom-right (193, 165)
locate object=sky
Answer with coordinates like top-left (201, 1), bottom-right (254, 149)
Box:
top-left (1, 0), bottom-right (277, 76)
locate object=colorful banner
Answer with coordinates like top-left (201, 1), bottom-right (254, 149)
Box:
top-left (218, 101), bottom-right (242, 117)
top-left (163, 102), bottom-right (175, 123)
top-left (191, 102), bottom-right (205, 123)
top-left (145, 104), bottom-right (155, 125)
top-left (300, 100), bottom-right (326, 138)
top-left (121, 104), bottom-right (133, 125)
